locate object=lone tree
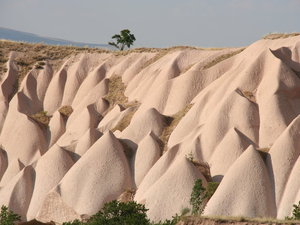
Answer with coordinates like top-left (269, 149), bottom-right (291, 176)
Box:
top-left (108, 29), bottom-right (136, 51)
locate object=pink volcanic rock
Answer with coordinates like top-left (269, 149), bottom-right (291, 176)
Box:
top-left (204, 146), bottom-right (276, 218)
top-left (74, 128), bottom-right (102, 156)
top-left (266, 115), bottom-right (300, 209)
top-left (38, 131), bottom-right (133, 222)
top-left (26, 145), bottom-right (74, 220)
top-left (0, 159), bottom-right (24, 187)
top-left (209, 127), bottom-right (254, 182)
top-left (135, 145), bottom-right (180, 201)
top-left (68, 79), bottom-right (108, 124)
top-left (0, 37), bottom-right (300, 221)
top-left (98, 105), bottom-right (136, 132)
top-left (136, 48), bottom-right (242, 115)
top-left (121, 107), bottom-right (166, 143)
top-left (277, 155), bottom-right (300, 218)
top-left (57, 104), bottom-right (101, 147)
top-left (0, 54), bottom-right (18, 102)
top-left (136, 157), bottom-right (207, 222)
top-left (170, 90), bottom-right (259, 162)
top-left (48, 111), bottom-right (66, 148)
top-left (0, 108), bottom-right (48, 165)
top-left (256, 49), bottom-right (300, 147)
top-left (0, 100), bottom-right (8, 133)
top-left (122, 53), bottom-right (157, 84)
top-left (0, 166), bottom-right (35, 220)
top-left (72, 63), bottom-right (108, 107)
top-left (20, 63), bottom-right (53, 109)
top-left (43, 63), bottom-right (68, 115)
top-left (36, 192), bottom-right (81, 224)
top-left (61, 54), bottom-right (109, 106)
top-left (0, 148), bottom-right (8, 181)
top-left (134, 132), bottom-right (161, 186)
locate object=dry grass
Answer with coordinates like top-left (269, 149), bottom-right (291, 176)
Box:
top-left (181, 215), bottom-right (300, 225)
top-left (112, 106), bottom-right (139, 132)
top-left (237, 89), bottom-right (256, 103)
top-left (58, 105), bottom-right (73, 117)
top-left (104, 76), bottom-right (128, 108)
top-left (104, 75), bottom-right (140, 131)
top-left (257, 147), bottom-right (270, 153)
top-left (117, 189), bottom-right (136, 203)
top-left (104, 75), bottom-right (140, 109)
top-left (0, 40), bottom-right (110, 90)
top-left (263, 33), bottom-right (300, 40)
top-left (29, 111), bottom-right (52, 126)
top-left (203, 48), bottom-right (245, 70)
top-left (160, 104), bottom-right (193, 152)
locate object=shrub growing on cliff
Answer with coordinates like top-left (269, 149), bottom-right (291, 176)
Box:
top-left (0, 205), bottom-right (21, 225)
top-left (88, 200), bottom-right (150, 225)
top-left (286, 201), bottom-right (300, 220)
top-left (190, 179), bottom-right (206, 215)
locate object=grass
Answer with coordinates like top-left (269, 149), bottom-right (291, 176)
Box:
top-left (29, 111), bottom-right (52, 126)
top-left (263, 33), bottom-right (300, 40)
top-left (160, 104), bottom-right (193, 152)
top-left (104, 76), bottom-right (129, 108)
top-left (181, 215), bottom-right (300, 225)
top-left (104, 75), bottom-right (140, 132)
top-left (0, 40), bottom-right (110, 90)
top-left (237, 89), bottom-right (256, 103)
top-left (257, 147), bottom-right (270, 153)
top-left (58, 105), bottom-right (73, 117)
top-left (118, 189), bottom-right (136, 203)
top-left (203, 48), bottom-right (245, 70)
top-left (112, 106), bottom-right (139, 132)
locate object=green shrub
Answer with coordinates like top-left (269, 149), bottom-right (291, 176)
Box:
top-left (88, 200), bottom-right (150, 225)
top-left (286, 201), bottom-right (300, 220)
top-left (206, 182), bottom-right (219, 200)
top-left (62, 219), bottom-right (83, 225)
top-left (0, 205), bottom-right (21, 225)
top-left (62, 200), bottom-right (183, 225)
top-left (190, 179), bottom-right (206, 215)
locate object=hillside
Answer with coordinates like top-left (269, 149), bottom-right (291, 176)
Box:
top-left (0, 34), bottom-right (300, 224)
top-left (0, 27), bottom-right (109, 48)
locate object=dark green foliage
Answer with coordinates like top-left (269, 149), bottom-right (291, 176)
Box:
top-left (62, 200), bottom-right (182, 225)
top-left (286, 201), bottom-right (300, 220)
top-left (0, 205), bottom-right (21, 225)
top-left (62, 219), bottom-right (83, 225)
top-left (206, 182), bottom-right (219, 200)
top-left (88, 200), bottom-right (150, 225)
top-left (190, 179), bottom-right (206, 215)
top-left (108, 29), bottom-right (136, 51)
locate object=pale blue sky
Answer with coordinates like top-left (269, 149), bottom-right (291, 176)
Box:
top-left (0, 0), bottom-right (299, 47)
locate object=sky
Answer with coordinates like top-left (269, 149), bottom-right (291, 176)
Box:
top-left (0, 0), bottom-right (299, 48)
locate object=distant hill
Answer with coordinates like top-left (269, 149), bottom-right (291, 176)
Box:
top-left (0, 27), bottom-right (110, 48)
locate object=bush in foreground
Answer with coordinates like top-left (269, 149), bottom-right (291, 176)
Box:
top-left (63, 200), bottom-right (180, 225)
top-left (286, 201), bottom-right (300, 220)
top-left (0, 205), bottom-right (21, 225)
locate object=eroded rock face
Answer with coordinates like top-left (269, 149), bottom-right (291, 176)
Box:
top-left (1, 36), bottom-right (300, 222)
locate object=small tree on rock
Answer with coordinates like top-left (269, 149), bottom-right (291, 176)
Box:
top-left (108, 29), bottom-right (136, 51)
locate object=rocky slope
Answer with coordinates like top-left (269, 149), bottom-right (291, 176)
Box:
top-left (0, 35), bottom-right (300, 223)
